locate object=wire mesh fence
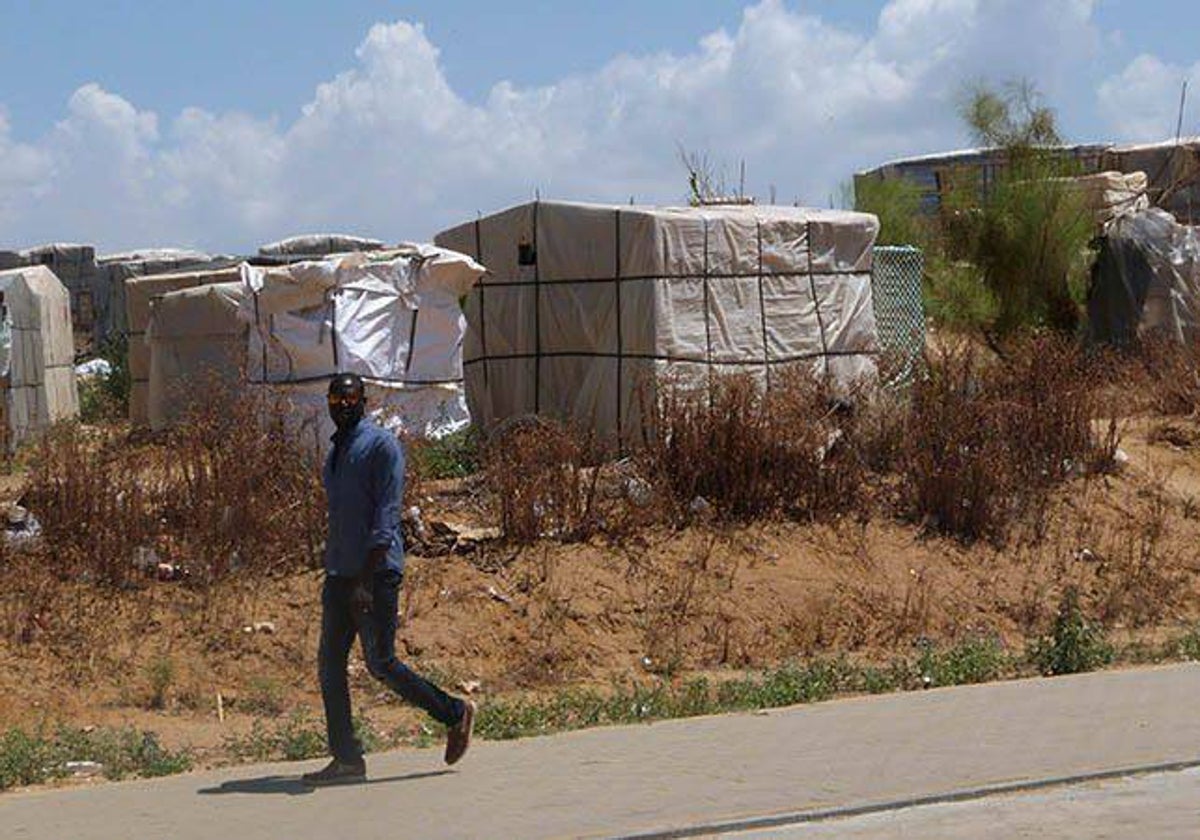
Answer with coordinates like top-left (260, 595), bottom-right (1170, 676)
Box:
top-left (872, 245), bottom-right (926, 385)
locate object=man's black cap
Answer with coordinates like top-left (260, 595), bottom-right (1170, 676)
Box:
top-left (328, 372), bottom-right (365, 397)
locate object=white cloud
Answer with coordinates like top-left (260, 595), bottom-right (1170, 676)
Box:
top-left (0, 0), bottom-right (1113, 253)
top-left (1098, 54), bottom-right (1200, 142)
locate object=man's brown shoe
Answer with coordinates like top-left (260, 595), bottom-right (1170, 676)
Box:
top-left (444, 700), bottom-right (475, 766)
top-left (301, 757), bottom-right (366, 786)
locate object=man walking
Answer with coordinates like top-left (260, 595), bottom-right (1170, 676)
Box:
top-left (303, 372), bottom-right (474, 786)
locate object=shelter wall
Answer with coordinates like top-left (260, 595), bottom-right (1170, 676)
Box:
top-left (439, 202), bottom-right (880, 446)
top-left (125, 267), bottom-right (241, 426)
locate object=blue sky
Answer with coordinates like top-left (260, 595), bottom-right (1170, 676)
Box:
top-left (0, 1), bottom-right (1197, 252)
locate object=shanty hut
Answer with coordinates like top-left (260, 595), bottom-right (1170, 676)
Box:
top-left (97, 249), bottom-right (235, 347)
top-left (435, 201), bottom-right (881, 444)
top-left (142, 247), bottom-right (485, 439)
top-left (125, 266), bottom-right (242, 427)
top-left (0, 266), bottom-right (79, 450)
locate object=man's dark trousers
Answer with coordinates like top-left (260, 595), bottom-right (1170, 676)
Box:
top-left (319, 568), bottom-right (464, 763)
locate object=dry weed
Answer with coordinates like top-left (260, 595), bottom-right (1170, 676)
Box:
top-left (642, 368), bottom-right (864, 523)
top-left (900, 334), bottom-right (1112, 543)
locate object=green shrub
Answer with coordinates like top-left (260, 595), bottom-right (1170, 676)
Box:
top-left (0, 725), bottom-right (192, 790)
top-left (410, 426), bottom-right (480, 480)
top-left (853, 176), bottom-right (931, 248)
top-left (916, 636), bottom-right (1010, 687)
top-left (78, 335), bottom-right (132, 423)
top-left (1030, 588), bottom-right (1114, 676)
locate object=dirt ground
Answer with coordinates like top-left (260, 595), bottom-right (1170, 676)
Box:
top-left (1, 414), bottom-right (1198, 764)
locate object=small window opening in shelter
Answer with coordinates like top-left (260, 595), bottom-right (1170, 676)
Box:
top-left (518, 235), bottom-right (537, 267)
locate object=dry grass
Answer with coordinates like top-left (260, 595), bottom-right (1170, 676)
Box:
top-left (640, 367), bottom-right (865, 523)
top-left (22, 387), bottom-right (325, 589)
top-left (898, 334), bottom-right (1115, 543)
top-left (482, 416), bottom-right (602, 544)
top-left (1131, 336), bottom-right (1200, 416)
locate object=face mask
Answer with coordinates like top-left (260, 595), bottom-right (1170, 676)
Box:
top-left (328, 394), bottom-right (365, 431)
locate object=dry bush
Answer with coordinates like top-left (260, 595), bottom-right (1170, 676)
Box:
top-left (1131, 336), bottom-right (1200, 416)
top-left (21, 384), bottom-right (325, 590)
top-left (482, 416), bottom-right (601, 544)
top-left (641, 368), bottom-right (864, 523)
top-left (1091, 473), bottom-right (1188, 627)
top-left (24, 424), bottom-right (160, 587)
top-left (166, 388), bottom-right (326, 582)
top-left (900, 334), bottom-right (1112, 543)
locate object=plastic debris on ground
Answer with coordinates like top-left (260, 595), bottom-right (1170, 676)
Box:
top-left (74, 358), bottom-right (113, 379)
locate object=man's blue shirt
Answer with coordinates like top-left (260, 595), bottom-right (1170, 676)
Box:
top-left (323, 417), bottom-right (405, 577)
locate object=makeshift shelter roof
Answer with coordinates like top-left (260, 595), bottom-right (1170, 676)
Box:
top-left (258, 234), bottom-right (386, 259)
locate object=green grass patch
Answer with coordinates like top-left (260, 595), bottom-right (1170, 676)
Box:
top-left (1029, 588), bottom-right (1115, 676)
top-left (223, 709), bottom-right (388, 763)
top-left (475, 640), bottom-right (1019, 741)
top-left (0, 725), bottom-right (192, 790)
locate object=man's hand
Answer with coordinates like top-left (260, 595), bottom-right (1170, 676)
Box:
top-left (350, 579), bottom-right (373, 614)
top-left (351, 547), bottom-right (388, 613)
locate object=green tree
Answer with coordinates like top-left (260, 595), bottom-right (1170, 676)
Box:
top-left (955, 81), bottom-right (1095, 339)
top-left (865, 81), bottom-right (1096, 342)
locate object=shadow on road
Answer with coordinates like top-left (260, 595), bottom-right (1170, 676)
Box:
top-left (197, 770), bottom-right (453, 797)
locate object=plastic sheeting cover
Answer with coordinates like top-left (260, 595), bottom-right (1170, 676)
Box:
top-left (1088, 208), bottom-right (1200, 345)
top-left (0, 266), bottom-right (80, 447)
top-left (436, 201), bottom-right (881, 444)
top-left (258, 234), bottom-right (385, 257)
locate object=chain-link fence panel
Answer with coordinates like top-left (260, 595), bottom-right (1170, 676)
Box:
top-left (872, 246), bottom-right (926, 385)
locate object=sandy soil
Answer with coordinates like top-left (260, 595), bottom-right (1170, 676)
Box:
top-left (1, 415), bottom-right (1197, 763)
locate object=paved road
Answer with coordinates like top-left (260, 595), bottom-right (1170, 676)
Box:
top-left (727, 768), bottom-right (1200, 839)
top-left (3, 664), bottom-right (1200, 839)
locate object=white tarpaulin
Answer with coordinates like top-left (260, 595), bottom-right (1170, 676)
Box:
top-left (258, 234), bottom-right (385, 259)
top-left (140, 247), bottom-right (483, 438)
top-left (125, 266), bottom-right (243, 426)
top-left (435, 201), bottom-right (881, 445)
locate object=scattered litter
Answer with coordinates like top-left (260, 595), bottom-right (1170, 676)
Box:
top-left (156, 562), bottom-right (184, 582)
top-left (2, 504), bottom-right (42, 547)
top-left (409, 518), bottom-right (500, 556)
top-left (815, 428), bottom-right (844, 463)
top-left (131, 546), bottom-right (160, 572)
top-left (405, 506), bottom-right (429, 542)
top-left (641, 655), bottom-right (654, 670)
top-left (688, 496), bottom-right (713, 518)
top-left (1111, 448), bottom-right (1130, 471)
top-left (1074, 548), bottom-right (1098, 563)
top-left (242, 621), bottom-right (276, 634)
top-left (454, 525), bottom-right (500, 544)
top-left (65, 761), bottom-right (104, 778)
top-left (458, 680), bottom-right (482, 695)
top-left (74, 358), bottom-right (113, 379)
top-left (624, 477), bottom-right (653, 506)
top-left (485, 585), bottom-right (513, 606)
